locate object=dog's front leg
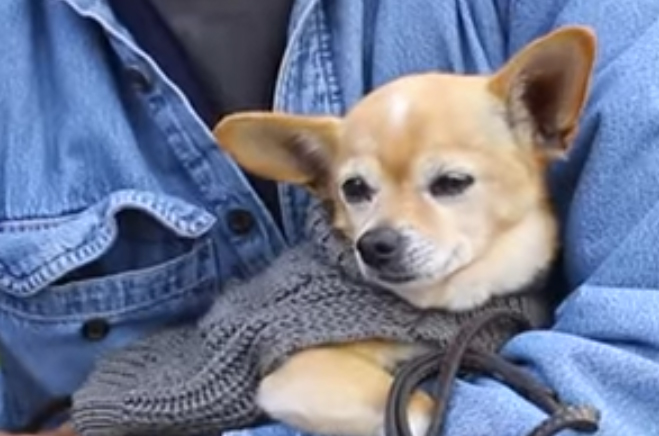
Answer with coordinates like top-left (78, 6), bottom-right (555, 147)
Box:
top-left (257, 345), bottom-right (434, 436)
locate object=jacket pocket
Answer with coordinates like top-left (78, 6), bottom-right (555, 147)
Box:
top-left (0, 190), bottom-right (220, 429)
top-left (0, 190), bottom-right (217, 298)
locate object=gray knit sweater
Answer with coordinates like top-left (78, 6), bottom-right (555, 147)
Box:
top-left (71, 203), bottom-right (552, 436)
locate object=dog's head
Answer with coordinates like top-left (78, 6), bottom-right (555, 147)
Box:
top-left (214, 26), bottom-right (596, 309)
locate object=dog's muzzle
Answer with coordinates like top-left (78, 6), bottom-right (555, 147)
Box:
top-left (356, 226), bottom-right (404, 270)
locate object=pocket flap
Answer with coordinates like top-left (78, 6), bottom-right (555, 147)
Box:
top-left (0, 190), bottom-right (216, 297)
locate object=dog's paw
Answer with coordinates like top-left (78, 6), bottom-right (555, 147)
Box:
top-left (377, 390), bottom-right (433, 436)
top-left (409, 410), bottom-right (431, 436)
top-left (377, 409), bottom-right (430, 436)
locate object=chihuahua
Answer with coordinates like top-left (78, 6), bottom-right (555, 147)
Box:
top-left (213, 26), bottom-right (596, 436)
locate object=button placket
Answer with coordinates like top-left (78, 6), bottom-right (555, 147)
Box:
top-left (109, 34), bottom-right (284, 274)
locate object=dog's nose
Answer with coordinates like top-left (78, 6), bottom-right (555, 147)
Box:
top-left (357, 227), bottom-right (403, 269)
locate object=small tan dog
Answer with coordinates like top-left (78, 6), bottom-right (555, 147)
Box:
top-left (214, 26), bottom-right (596, 436)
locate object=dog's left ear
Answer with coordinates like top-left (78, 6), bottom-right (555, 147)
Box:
top-left (213, 112), bottom-right (341, 193)
top-left (489, 26), bottom-right (597, 155)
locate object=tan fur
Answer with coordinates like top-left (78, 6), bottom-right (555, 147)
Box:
top-left (213, 26), bottom-right (596, 436)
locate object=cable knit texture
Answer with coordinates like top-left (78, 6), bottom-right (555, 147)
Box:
top-left (71, 203), bottom-right (552, 436)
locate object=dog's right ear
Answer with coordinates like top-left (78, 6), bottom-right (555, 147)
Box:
top-left (213, 112), bottom-right (341, 191)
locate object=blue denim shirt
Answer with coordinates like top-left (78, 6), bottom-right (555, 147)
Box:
top-left (0, 0), bottom-right (310, 427)
top-left (4, 1), bottom-right (659, 435)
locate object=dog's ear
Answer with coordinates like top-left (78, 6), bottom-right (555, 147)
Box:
top-left (489, 26), bottom-right (596, 156)
top-left (213, 112), bottom-right (341, 191)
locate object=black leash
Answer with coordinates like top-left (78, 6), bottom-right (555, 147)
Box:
top-left (385, 309), bottom-right (600, 436)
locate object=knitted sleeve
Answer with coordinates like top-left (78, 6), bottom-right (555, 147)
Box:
top-left (70, 246), bottom-right (342, 436)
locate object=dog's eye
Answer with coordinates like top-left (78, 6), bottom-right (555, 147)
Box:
top-left (341, 177), bottom-right (373, 203)
top-left (429, 173), bottom-right (474, 197)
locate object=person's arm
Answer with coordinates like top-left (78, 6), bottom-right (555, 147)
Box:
top-left (436, 3), bottom-right (659, 435)
top-left (442, 287), bottom-right (659, 435)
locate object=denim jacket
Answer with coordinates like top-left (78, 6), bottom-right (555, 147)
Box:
top-left (4, 1), bottom-right (659, 435)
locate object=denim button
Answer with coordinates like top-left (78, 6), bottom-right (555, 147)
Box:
top-left (81, 318), bottom-right (111, 341)
top-left (125, 66), bottom-right (152, 93)
top-left (227, 209), bottom-right (255, 235)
